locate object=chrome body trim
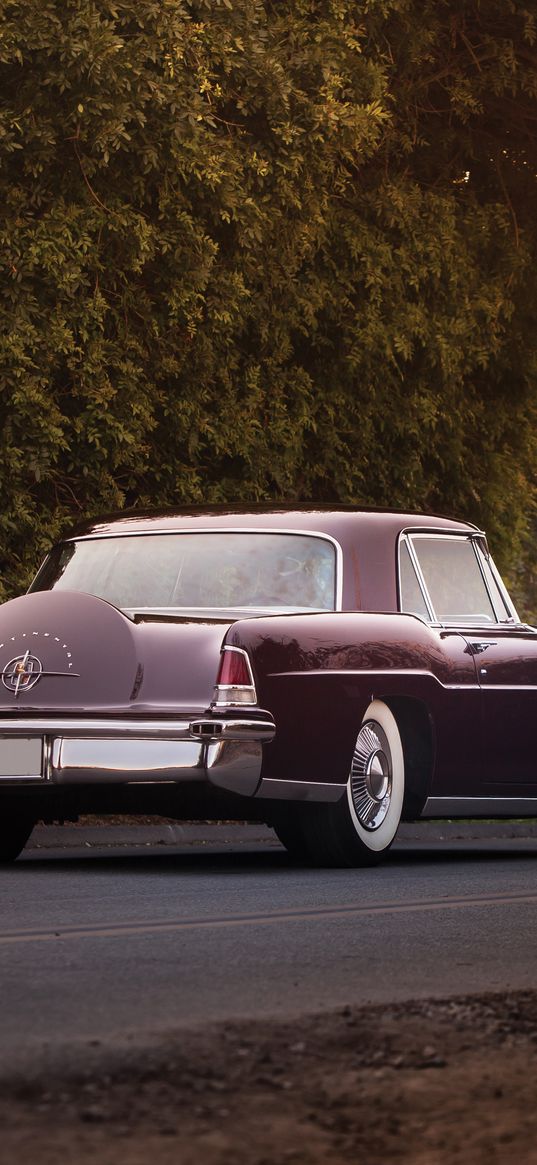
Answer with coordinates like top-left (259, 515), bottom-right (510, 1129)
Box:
top-left (422, 796), bottom-right (537, 817)
top-left (43, 735), bottom-right (53, 782)
top-left (268, 668), bottom-right (435, 677)
top-left (478, 684), bottom-right (537, 691)
top-left (265, 668), bottom-right (481, 691)
top-left (59, 527), bottom-right (345, 612)
top-left (190, 719), bottom-right (274, 741)
top-left (206, 739), bottom-right (263, 797)
top-left (52, 738), bottom-right (206, 785)
top-left (269, 667), bottom-right (537, 694)
top-left (0, 717), bottom-right (274, 741)
top-left (0, 717), bottom-right (274, 793)
top-left (256, 778), bottom-right (346, 802)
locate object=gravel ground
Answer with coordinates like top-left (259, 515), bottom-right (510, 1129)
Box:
top-left (3, 990), bottom-right (537, 1164)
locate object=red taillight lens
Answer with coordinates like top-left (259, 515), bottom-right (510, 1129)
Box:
top-left (213, 647), bottom-right (257, 707)
top-left (217, 649), bottom-right (252, 687)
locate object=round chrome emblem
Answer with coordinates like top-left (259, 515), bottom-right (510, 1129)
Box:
top-left (2, 651), bottom-right (43, 695)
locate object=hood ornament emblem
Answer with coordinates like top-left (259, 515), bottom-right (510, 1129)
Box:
top-left (2, 651), bottom-right (43, 696)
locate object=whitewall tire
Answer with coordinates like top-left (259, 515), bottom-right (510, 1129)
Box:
top-left (346, 700), bottom-right (405, 854)
top-left (297, 700), bottom-right (405, 867)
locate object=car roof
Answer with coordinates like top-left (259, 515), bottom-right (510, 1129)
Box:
top-left (64, 504), bottom-right (480, 541)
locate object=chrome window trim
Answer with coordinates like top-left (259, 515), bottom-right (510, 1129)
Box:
top-left (484, 550), bottom-right (520, 623)
top-left (469, 535), bottom-right (513, 624)
top-left (400, 530), bottom-right (513, 628)
top-left (58, 527), bottom-right (344, 612)
top-left (398, 534), bottom-right (436, 621)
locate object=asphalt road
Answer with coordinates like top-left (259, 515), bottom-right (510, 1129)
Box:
top-left (3, 836), bottom-right (537, 1079)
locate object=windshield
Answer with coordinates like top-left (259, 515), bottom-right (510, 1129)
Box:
top-left (30, 531), bottom-right (338, 613)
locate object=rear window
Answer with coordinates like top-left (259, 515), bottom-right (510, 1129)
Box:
top-left (30, 532), bottom-right (337, 613)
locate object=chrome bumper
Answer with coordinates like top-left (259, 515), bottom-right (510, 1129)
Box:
top-left (0, 717), bottom-right (275, 798)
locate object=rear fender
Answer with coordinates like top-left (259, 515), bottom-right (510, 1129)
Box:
top-left (225, 612), bottom-right (444, 789)
top-left (382, 696), bottom-right (435, 818)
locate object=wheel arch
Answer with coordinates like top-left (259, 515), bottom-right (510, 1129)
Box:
top-left (379, 695), bottom-right (435, 819)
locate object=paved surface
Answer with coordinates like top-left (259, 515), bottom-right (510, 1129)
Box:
top-left (27, 819), bottom-right (537, 849)
top-left (2, 835), bottom-right (537, 1079)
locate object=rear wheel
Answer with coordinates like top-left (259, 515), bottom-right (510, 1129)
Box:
top-left (0, 813), bottom-right (36, 863)
top-left (298, 700), bottom-right (405, 867)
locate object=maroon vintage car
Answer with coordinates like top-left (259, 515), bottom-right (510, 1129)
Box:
top-left (0, 505), bottom-right (534, 865)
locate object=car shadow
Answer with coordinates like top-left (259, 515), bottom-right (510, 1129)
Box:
top-left (16, 836), bottom-right (537, 876)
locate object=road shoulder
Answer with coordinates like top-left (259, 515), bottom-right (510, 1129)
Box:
top-left (3, 990), bottom-right (537, 1164)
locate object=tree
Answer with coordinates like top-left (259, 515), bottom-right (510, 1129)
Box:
top-left (0, 1), bottom-right (536, 603)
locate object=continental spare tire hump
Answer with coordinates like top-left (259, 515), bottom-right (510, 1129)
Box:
top-left (0, 590), bottom-right (138, 711)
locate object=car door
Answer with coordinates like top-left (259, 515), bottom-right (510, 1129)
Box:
top-left (462, 540), bottom-right (537, 791)
top-left (407, 532), bottom-right (537, 795)
top-left (399, 533), bottom-right (483, 796)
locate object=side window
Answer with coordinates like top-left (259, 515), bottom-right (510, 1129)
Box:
top-left (411, 536), bottom-right (496, 624)
top-left (474, 545), bottom-right (516, 622)
top-left (399, 539), bottom-right (430, 618)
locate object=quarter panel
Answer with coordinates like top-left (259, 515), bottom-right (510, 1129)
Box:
top-left (228, 613), bottom-right (481, 793)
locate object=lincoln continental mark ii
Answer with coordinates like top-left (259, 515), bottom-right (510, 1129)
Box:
top-left (0, 506), bottom-right (533, 866)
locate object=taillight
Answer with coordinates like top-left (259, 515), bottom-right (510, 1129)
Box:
top-left (213, 647), bottom-right (257, 707)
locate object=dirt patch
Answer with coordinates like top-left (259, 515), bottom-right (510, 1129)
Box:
top-left (3, 991), bottom-right (537, 1164)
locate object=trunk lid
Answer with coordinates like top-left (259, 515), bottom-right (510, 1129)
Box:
top-left (0, 591), bottom-right (234, 716)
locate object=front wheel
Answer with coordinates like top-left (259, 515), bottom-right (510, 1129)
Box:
top-left (298, 701), bottom-right (405, 867)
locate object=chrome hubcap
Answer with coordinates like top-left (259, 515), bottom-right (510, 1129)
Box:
top-left (350, 721), bottom-right (393, 831)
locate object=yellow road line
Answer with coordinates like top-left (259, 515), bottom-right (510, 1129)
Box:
top-left (1, 891), bottom-right (536, 946)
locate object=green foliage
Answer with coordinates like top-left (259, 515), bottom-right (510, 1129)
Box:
top-left (0, 1), bottom-right (536, 605)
